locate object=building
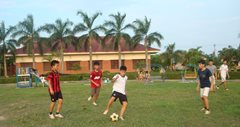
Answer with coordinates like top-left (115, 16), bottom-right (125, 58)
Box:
top-left (14, 38), bottom-right (159, 74)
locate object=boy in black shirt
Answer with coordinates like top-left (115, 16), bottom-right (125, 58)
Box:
top-left (197, 60), bottom-right (214, 115)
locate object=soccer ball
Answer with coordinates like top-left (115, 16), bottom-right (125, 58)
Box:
top-left (110, 113), bottom-right (119, 122)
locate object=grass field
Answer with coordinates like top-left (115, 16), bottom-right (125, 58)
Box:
top-left (0, 81), bottom-right (239, 127)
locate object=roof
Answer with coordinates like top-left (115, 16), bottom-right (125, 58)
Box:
top-left (16, 38), bottom-right (159, 54)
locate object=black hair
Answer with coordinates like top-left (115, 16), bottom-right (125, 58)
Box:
top-left (51, 60), bottom-right (59, 67)
top-left (209, 59), bottom-right (213, 62)
top-left (145, 71), bottom-right (148, 73)
top-left (93, 61), bottom-right (100, 66)
top-left (198, 59), bottom-right (206, 65)
top-left (120, 65), bottom-right (127, 71)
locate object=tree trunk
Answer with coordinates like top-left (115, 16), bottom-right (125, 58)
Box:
top-left (89, 38), bottom-right (93, 72)
top-left (60, 43), bottom-right (64, 74)
top-left (118, 44), bottom-right (122, 68)
top-left (3, 53), bottom-right (8, 78)
top-left (145, 40), bottom-right (149, 72)
top-left (32, 48), bottom-right (36, 69)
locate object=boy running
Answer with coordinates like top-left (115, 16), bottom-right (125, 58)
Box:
top-left (197, 60), bottom-right (214, 115)
top-left (206, 59), bottom-right (217, 91)
top-left (217, 60), bottom-right (229, 90)
top-left (48, 60), bottom-right (64, 119)
top-left (88, 61), bottom-right (102, 106)
top-left (103, 66), bottom-right (128, 120)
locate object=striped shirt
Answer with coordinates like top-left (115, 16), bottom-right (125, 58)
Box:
top-left (48, 70), bottom-right (61, 92)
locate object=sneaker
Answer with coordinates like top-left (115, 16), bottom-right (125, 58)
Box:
top-left (55, 113), bottom-right (64, 118)
top-left (93, 102), bottom-right (98, 106)
top-left (200, 108), bottom-right (206, 112)
top-left (49, 114), bottom-right (55, 119)
top-left (87, 96), bottom-right (92, 101)
top-left (205, 110), bottom-right (211, 115)
top-left (225, 88), bottom-right (229, 91)
top-left (216, 86), bottom-right (219, 89)
top-left (119, 116), bottom-right (124, 121)
top-left (103, 110), bottom-right (108, 115)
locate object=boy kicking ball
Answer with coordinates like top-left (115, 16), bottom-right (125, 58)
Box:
top-left (88, 61), bottom-right (102, 106)
top-left (103, 66), bottom-right (128, 120)
top-left (197, 60), bottom-right (214, 115)
top-left (48, 60), bottom-right (64, 119)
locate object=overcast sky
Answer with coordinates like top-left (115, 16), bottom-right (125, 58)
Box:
top-left (0, 0), bottom-right (239, 54)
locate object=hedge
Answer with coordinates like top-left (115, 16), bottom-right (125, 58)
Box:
top-left (0, 71), bottom-right (239, 84)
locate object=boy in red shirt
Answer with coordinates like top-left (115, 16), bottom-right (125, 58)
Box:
top-left (48, 60), bottom-right (64, 119)
top-left (88, 61), bottom-right (102, 106)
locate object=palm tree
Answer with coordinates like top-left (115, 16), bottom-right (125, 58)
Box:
top-left (40, 19), bottom-right (73, 73)
top-left (73, 11), bottom-right (103, 72)
top-left (0, 21), bottom-right (17, 77)
top-left (104, 12), bottom-right (133, 68)
top-left (12, 15), bottom-right (43, 68)
top-left (132, 17), bottom-right (163, 71)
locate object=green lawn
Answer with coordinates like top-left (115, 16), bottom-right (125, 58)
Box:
top-left (0, 81), bottom-right (239, 127)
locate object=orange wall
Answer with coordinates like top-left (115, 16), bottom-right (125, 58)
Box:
top-left (16, 59), bottom-right (152, 74)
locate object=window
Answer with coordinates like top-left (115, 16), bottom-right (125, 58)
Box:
top-left (133, 59), bottom-right (145, 69)
top-left (111, 60), bottom-right (125, 69)
top-left (66, 61), bottom-right (80, 70)
top-left (43, 62), bottom-right (51, 71)
top-left (20, 63), bottom-right (32, 68)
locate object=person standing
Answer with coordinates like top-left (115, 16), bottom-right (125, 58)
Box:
top-left (88, 61), bottom-right (103, 106)
top-left (197, 60), bottom-right (214, 115)
top-left (206, 59), bottom-right (217, 91)
top-left (160, 67), bottom-right (166, 82)
top-left (217, 60), bottom-right (230, 90)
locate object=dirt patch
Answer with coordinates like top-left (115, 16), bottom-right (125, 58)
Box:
top-left (0, 116), bottom-right (6, 121)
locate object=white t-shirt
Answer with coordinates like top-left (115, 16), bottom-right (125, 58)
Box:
top-left (219, 64), bottom-right (228, 76)
top-left (112, 74), bottom-right (128, 95)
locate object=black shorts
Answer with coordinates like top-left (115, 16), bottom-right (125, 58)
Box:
top-left (49, 91), bottom-right (63, 102)
top-left (111, 91), bottom-right (128, 105)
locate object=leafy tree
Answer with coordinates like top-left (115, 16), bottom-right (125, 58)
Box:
top-left (0, 21), bottom-right (17, 77)
top-left (103, 12), bottom-right (133, 68)
top-left (12, 15), bottom-right (43, 68)
top-left (218, 46), bottom-right (240, 68)
top-left (132, 17), bottom-right (163, 71)
top-left (185, 47), bottom-right (204, 65)
top-left (40, 19), bottom-right (73, 73)
top-left (73, 11), bottom-right (103, 72)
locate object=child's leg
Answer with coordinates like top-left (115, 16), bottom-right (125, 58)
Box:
top-left (202, 96), bottom-right (209, 110)
top-left (91, 88), bottom-right (96, 98)
top-left (224, 81), bottom-right (227, 89)
top-left (120, 101), bottom-right (128, 117)
top-left (49, 101), bottom-right (55, 113)
top-left (104, 97), bottom-right (115, 113)
top-left (56, 99), bottom-right (63, 113)
top-left (93, 88), bottom-right (100, 102)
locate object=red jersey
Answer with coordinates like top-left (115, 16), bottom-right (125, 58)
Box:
top-left (48, 70), bottom-right (61, 92)
top-left (90, 70), bottom-right (102, 88)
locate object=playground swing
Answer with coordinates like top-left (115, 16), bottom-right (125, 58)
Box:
top-left (16, 67), bottom-right (48, 88)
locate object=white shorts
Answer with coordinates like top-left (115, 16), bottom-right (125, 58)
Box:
top-left (200, 87), bottom-right (210, 97)
top-left (209, 76), bottom-right (215, 85)
top-left (221, 74), bottom-right (227, 82)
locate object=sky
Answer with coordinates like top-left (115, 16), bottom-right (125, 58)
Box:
top-left (0, 0), bottom-right (240, 54)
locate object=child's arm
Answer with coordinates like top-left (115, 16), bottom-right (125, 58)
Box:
top-left (48, 80), bottom-right (54, 95)
top-left (91, 80), bottom-right (100, 87)
top-left (196, 80), bottom-right (200, 91)
top-left (112, 75), bottom-right (119, 83)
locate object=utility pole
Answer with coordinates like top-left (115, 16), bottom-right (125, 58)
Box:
top-left (213, 44), bottom-right (216, 57)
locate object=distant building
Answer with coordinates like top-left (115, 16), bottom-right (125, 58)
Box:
top-left (13, 39), bottom-right (159, 74)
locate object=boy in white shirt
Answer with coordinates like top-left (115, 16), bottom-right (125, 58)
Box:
top-left (217, 60), bottom-right (230, 90)
top-left (103, 66), bottom-right (128, 120)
